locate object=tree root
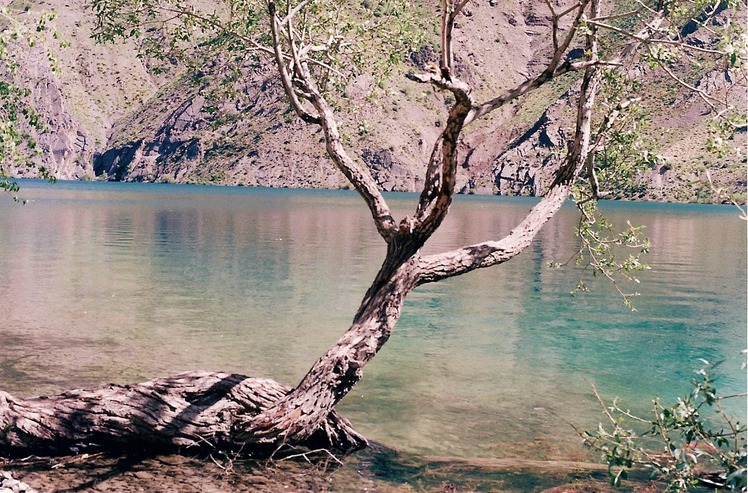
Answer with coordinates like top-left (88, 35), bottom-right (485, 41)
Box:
top-left (0, 371), bottom-right (367, 457)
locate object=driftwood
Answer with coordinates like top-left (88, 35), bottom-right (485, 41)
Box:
top-left (0, 371), bottom-right (366, 457)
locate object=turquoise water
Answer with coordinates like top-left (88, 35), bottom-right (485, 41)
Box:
top-left (0, 180), bottom-right (745, 460)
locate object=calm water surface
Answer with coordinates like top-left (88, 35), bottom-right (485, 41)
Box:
top-left (1, 180), bottom-right (745, 460)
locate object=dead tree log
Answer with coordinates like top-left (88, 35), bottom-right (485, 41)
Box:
top-left (0, 371), bottom-right (366, 456)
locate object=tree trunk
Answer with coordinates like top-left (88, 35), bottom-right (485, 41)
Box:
top-left (0, 371), bottom-right (365, 456)
top-left (0, 0), bottom-right (617, 459)
top-left (0, 241), bottom-right (420, 456)
top-left (235, 238), bottom-right (422, 449)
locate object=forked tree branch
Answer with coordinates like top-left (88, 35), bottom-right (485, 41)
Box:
top-left (646, 45), bottom-right (735, 113)
top-left (462, 0), bottom-right (592, 126)
top-left (402, 0), bottom-right (598, 247)
top-left (440, 0), bottom-right (452, 80)
top-left (585, 17), bottom-right (727, 56)
top-left (408, 77), bottom-right (473, 238)
top-left (279, 0), bottom-right (314, 27)
top-left (463, 58), bottom-right (613, 126)
top-left (415, 0), bottom-right (602, 285)
top-left (439, 0), bottom-right (470, 80)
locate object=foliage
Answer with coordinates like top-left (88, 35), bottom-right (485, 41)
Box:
top-left (90, 0), bottom-right (427, 105)
top-left (583, 358), bottom-right (747, 491)
top-left (557, 0), bottom-right (747, 306)
top-left (706, 114), bottom-right (748, 158)
top-left (0, 5), bottom-right (59, 197)
top-left (564, 193), bottom-right (651, 310)
top-left (658, 1), bottom-right (748, 143)
top-left (590, 71), bottom-right (659, 199)
top-left (584, 0), bottom-right (747, 203)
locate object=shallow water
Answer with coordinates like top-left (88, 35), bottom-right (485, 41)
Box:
top-left (0, 180), bottom-right (745, 462)
top-left (1, 444), bottom-right (615, 493)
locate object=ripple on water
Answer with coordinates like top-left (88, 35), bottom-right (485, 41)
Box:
top-left (0, 182), bottom-right (745, 461)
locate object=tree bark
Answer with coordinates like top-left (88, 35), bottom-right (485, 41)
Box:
top-left (236, 238), bottom-right (422, 449)
top-left (0, 372), bottom-right (365, 456)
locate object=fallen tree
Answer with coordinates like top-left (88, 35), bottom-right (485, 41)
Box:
top-left (0, 371), bottom-right (365, 455)
top-left (1, 0), bottom-right (745, 457)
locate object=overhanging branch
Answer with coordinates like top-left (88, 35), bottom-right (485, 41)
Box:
top-left (415, 184), bottom-right (572, 285)
top-left (463, 59), bottom-right (615, 126)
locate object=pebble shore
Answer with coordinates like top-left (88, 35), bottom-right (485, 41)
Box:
top-left (1, 471), bottom-right (38, 493)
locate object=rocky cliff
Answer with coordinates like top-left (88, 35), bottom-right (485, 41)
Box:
top-left (7, 0), bottom-right (746, 203)
top-left (7, 31), bottom-right (93, 180)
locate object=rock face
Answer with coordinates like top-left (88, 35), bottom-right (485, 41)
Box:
top-left (9, 43), bottom-right (94, 180)
top-left (361, 147), bottom-right (418, 192)
top-left (8, 1), bottom-right (746, 202)
top-left (92, 66), bottom-right (347, 189)
top-left (32, 79), bottom-right (91, 179)
top-left (95, 95), bottom-right (211, 183)
top-left (491, 101), bottom-right (567, 196)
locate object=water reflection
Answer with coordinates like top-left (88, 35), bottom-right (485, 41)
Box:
top-left (0, 181), bottom-right (745, 460)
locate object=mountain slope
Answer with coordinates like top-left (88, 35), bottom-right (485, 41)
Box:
top-left (7, 0), bottom-right (747, 203)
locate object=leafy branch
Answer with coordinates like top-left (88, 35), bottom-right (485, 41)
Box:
top-left (582, 358), bottom-right (748, 491)
top-left (549, 189), bottom-right (650, 310)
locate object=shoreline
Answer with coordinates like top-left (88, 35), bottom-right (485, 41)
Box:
top-left (1, 445), bottom-right (661, 493)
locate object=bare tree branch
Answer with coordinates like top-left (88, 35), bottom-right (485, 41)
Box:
top-left (464, 59), bottom-right (608, 126)
top-left (314, 99), bottom-right (398, 241)
top-left (546, 1), bottom-right (591, 73)
top-left (453, 0), bottom-right (471, 17)
top-left (399, 0), bottom-right (610, 253)
top-left (416, 0), bottom-right (603, 285)
top-left (542, 0), bottom-right (583, 53)
top-left (589, 7), bottom-right (646, 23)
top-left (278, 0), bottom-right (315, 27)
top-left (585, 17), bottom-right (727, 56)
top-left (265, 0), bottom-right (397, 242)
top-left (268, 1), bottom-right (320, 124)
top-left (414, 183), bottom-right (570, 286)
top-left (440, 0), bottom-right (453, 80)
top-left (306, 94), bottom-right (398, 241)
top-left (465, 0), bottom-right (592, 125)
top-left (409, 80), bottom-right (473, 240)
top-left (645, 45), bottom-right (732, 113)
top-left (545, 0), bottom-right (560, 53)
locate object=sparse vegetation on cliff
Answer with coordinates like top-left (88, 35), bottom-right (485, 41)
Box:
top-left (3, 0), bottom-right (746, 203)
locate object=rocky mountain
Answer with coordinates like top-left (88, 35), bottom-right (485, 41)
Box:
top-left (6, 0), bottom-right (746, 203)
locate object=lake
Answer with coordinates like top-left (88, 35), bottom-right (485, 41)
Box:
top-left (0, 180), bottom-right (745, 464)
